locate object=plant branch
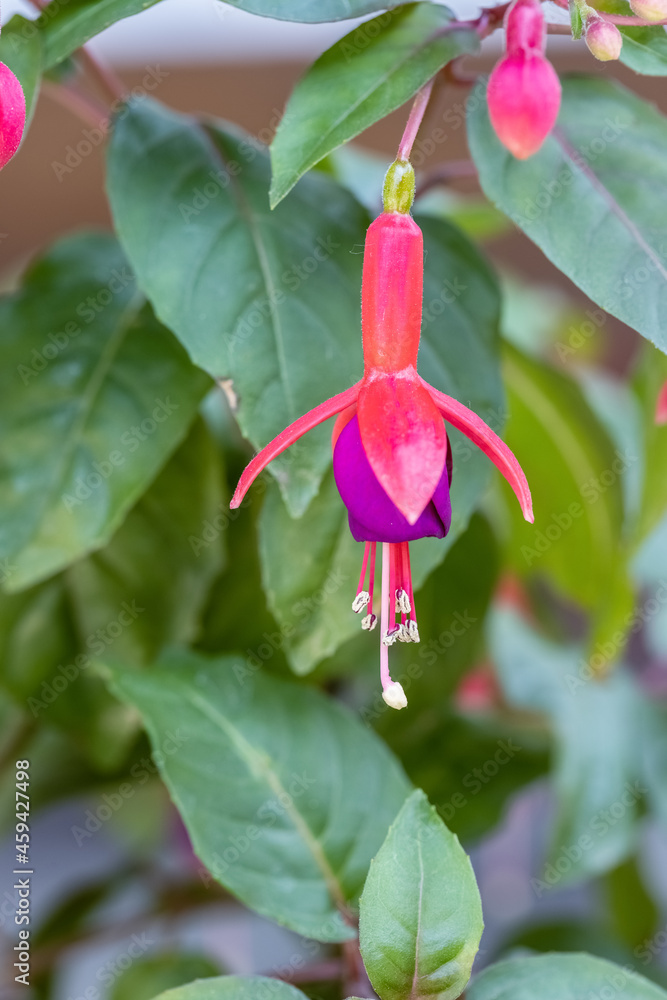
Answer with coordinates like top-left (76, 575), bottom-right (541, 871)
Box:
top-left (42, 80), bottom-right (109, 128)
top-left (550, 0), bottom-right (667, 25)
top-left (397, 78), bottom-right (436, 161)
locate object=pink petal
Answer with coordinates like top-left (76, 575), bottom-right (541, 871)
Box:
top-left (230, 382), bottom-right (361, 509)
top-left (357, 373), bottom-right (447, 525)
top-left (423, 378), bottom-right (534, 523)
top-left (656, 380), bottom-right (667, 425)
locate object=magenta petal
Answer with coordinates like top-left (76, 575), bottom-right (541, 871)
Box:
top-left (333, 415), bottom-right (451, 543)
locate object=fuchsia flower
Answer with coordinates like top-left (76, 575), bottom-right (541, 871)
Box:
top-left (0, 62), bottom-right (26, 171)
top-left (487, 0), bottom-right (561, 159)
top-left (231, 161), bottom-right (533, 710)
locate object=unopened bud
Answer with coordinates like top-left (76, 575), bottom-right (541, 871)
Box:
top-left (382, 681), bottom-right (408, 711)
top-left (0, 62), bottom-right (27, 171)
top-left (629, 0), bottom-right (667, 21)
top-left (585, 16), bottom-right (623, 60)
top-left (488, 52), bottom-right (561, 158)
top-left (505, 0), bottom-right (545, 53)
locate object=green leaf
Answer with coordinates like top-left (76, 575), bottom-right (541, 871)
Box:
top-left (467, 953), bottom-right (667, 1000)
top-left (40, 0), bottom-right (163, 69)
top-left (66, 419), bottom-right (226, 664)
top-left (107, 98), bottom-right (368, 516)
top-left (217, 0), bottom-right (406, 21)
top-left (489, 606), bottom-right (648, 881)
top-left (501, 344), bottom-right (626, 615)
top-left (149, 977), bottom-right (309, 1000)
top-left (620, 25), bottom-right (667, 76)
top-left (468, 76), bottom-right (667, 352)
top-left (632, 344), bottom-right (667, 540)
top-left (107, 649), bottom-right (411, 942)
top-left (110, 953), bottom-right (222, 1000)
top-left (0, 233), bottom-right (210, 592)
top-left (359, 789), bottom-right (483, 1000)
top-left (269, 4), bottom-right (479, 206)
top-left (258, 215), bottom-right (503, 674)
top-left (0, 16), bottom-right (43, 130)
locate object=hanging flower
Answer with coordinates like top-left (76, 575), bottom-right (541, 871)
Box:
top-left (0, 62), bottom-right (26, 171)
top-left (231, 160), bottom-right (533, 710)
top-left (487, 0), bottom-right (561, 159)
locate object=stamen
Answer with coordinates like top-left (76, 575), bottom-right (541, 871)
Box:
top-left (362, 613), bottom-right (377, 631)
top-left (380, 543), bottom-right (408, 710)
top-left (397, 623), bottom-right (411, 643)
top-left (407, 619), bottom-right (420, 643)
top-left (395, 588), bottom-right (411, 615)
top-left (382, 625), bottom-right (400, 646)
top-left (352, 591), bottom-right (370, 613)
top-left (357, 541), bottom-right (372, 595)
top-left (368, 542), bottom-right (377, 617)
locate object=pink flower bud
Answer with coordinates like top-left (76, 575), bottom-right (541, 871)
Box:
top-left (488, 52), bottom-right (561, 159)
top-left (0, 62), bottom-right (26, 171)
top-left (629, 0), bottom-right (667, 19)
top-left (488, 0), bottom-right (561, 159)
top-left (585, 16), bottom-right (623, 61)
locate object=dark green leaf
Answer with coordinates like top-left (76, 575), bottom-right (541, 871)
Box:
top-left (0, 234), bottom-right (210, 591)
top-left (67, 419), bottom-right (226, 664)
top-left (40, 0), bottom-right (163, 69)
top-left (110, 953), bottom-right (222, 1000)
top-left (467, 953), bottom-right (667, 1000)
top-left (468, 76), bottom-right (667, 351)
top-left (270, 4), bottom-right (479, 206)
top-left (149, 977), bottom-right (309, 1000)
top-left (217, 0), bottom-right (406, 22)
top-left (107, 99), bottom-right (368, 516)
top-left (359, 789), bottom-right (483, 1000)
top-left (0, 16), bottom-right (43, 129)
top-left (108, 649), bottom-right (411, 941)
top-left (489, 606), bottom-right (648, 881)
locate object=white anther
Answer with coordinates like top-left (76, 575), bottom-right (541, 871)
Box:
top-left (397, 623), bottom-right (411, 643)
top-left (408, 619), bottom-right (420, 643)
top-left (382, 682), bottom-right (408, 711)
top-left (352, 591), bottom-right (370, 613)
top-left (395, 589), bottom-right (411, 615)
top-left (362, 613), bottom-right (377, 631)
top-left (382, 626), bottom-right (400, 647)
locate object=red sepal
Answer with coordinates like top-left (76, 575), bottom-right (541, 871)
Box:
top-left (230, 382), bottom-right (361, 509)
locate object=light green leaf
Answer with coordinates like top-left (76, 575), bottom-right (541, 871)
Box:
top-left (107, 98), bottom-right (368, 516)
top-left (501, 344), bottom-right (626, 614)
top-left (620, 25), bottom-right (667, 75)
top-left (40, 0), bottom-right (163, 69)
top-left (66, 419), bottom-right (226, 664)
top-left (270, 4), bottom-right (479, 206)
top-left (359, 789), bottom-right (483, 1000)
top-left (108, 649), bottom-right (411, 942)
top-left (0, 16), bottom-right (43, 130)
top-left (468, 76), bottom-right (667, 351)
top-left (467, 953), bottom-right (667, 1000)
top-left (150, 976), bottom-right (309, 1000)
top-left (0, 233), bottom-right (210, 592)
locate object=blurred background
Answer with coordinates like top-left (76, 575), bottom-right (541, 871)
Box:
top-left (1, 2), bottom-right (667, 999)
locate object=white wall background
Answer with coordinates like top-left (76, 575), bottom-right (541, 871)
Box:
top-left (1, 0), bottom-right (570, 65)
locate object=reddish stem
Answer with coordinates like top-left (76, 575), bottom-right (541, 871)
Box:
top-left (550, 0), bottom-right (667, 25)
top-left (397, 78), bottom-right (435, 161)
top-left (42, 80), bottom-right (109, 128)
